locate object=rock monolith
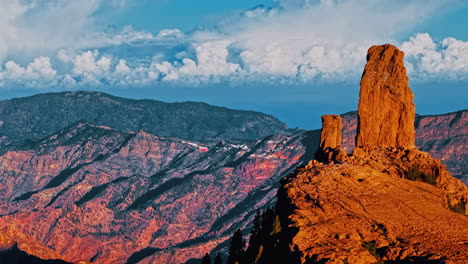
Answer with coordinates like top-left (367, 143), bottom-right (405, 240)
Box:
top-left (356, 44), bottom-right (415, 148)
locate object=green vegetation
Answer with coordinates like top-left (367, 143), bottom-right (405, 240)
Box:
top-left (361, 240), bottom-right (387, 264)
top-left (0, 91), bottom-right (291, 154)
top-left (226, 208), bottom-right (291, 264)
top-left (405, 165), bottom-right (437, 186)
top-left (227, 229), bottom-right (245, 264)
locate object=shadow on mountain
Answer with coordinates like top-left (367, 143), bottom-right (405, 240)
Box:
top-left (0, 245), bottom-right (71, 264)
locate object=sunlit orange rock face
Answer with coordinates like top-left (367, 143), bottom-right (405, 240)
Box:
top-left (0, 122), bottom-right (315, 263)
top-left (357, 44), bottom-right (415, 148)
top-left (278, 44), bottom-right (468, 264)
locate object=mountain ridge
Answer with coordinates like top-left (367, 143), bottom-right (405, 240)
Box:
top-left (0, 90), bottom-right (292, 153)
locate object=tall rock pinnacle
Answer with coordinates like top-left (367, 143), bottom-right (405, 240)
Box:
top-left (356, 44), bottom-right (416, 148)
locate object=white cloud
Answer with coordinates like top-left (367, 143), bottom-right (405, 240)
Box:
top-left (0, 0), bottom-right (467, 89)
top-left (1, 57), bottom-right (56, 80)
top-left (156, 29), bottom-right (185, 40)
top-left (401, 33), bottom-right (468, 80)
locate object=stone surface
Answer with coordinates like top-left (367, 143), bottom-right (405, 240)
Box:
top-left (319, 115), bottom-right (342, 150)
top-left (315, 115), bottom-right (347, 163)
top-left (0, 83), bottom-right (465, 264)
top-left (356, 44), bottom-right (415, 148)
top-left (272, 44), bottom-right (468, 264)
top-left (0, 227), bottom-right (90, 263)
top-left (280, 158), bottom-right (468, 264)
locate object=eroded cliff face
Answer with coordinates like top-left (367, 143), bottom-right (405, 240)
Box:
top-left (0, 227), bottom-right (89, 264)
top-left (0, 122), bottom-right (316, 264)
top-left (274, 44), bottom-right (468, 264)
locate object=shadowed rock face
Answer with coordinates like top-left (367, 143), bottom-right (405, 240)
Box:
top-left (0, 86), bottom-right (465, 263)
top-left (357, 44), bottom-right (415, 148)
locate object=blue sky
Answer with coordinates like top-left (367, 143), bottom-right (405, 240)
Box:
top-left (106, 0), bottom-right (277, 32)
top-left (0, 0), bottom-right (467, 129)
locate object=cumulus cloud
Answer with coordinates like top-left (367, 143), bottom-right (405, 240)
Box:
top-left (401, 33), bottom-right (468, 80)
top-left (0, 0), bottom-right (467, 89)
top-left (2, 57), bottom-right (56, 80)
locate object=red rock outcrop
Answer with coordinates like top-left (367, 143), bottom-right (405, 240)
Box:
top-left (0, 45), bottom-right (466, 264)
top-left (357, 44), bottom-right (415, 148)
top-left (0, 227), bottom-right (90, 264)
top-left (315, 115), bottom-right (347, 162)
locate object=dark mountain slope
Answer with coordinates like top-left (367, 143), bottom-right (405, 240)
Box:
top-left (0, 246), bottom-right (72, 264)
top-left (0, 91), bottom-right (291, 152)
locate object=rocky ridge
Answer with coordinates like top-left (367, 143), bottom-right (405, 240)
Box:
top-left (0, 91), bottom-right (291, 152)
top-left (0, 48), bottom-right (466, 263)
